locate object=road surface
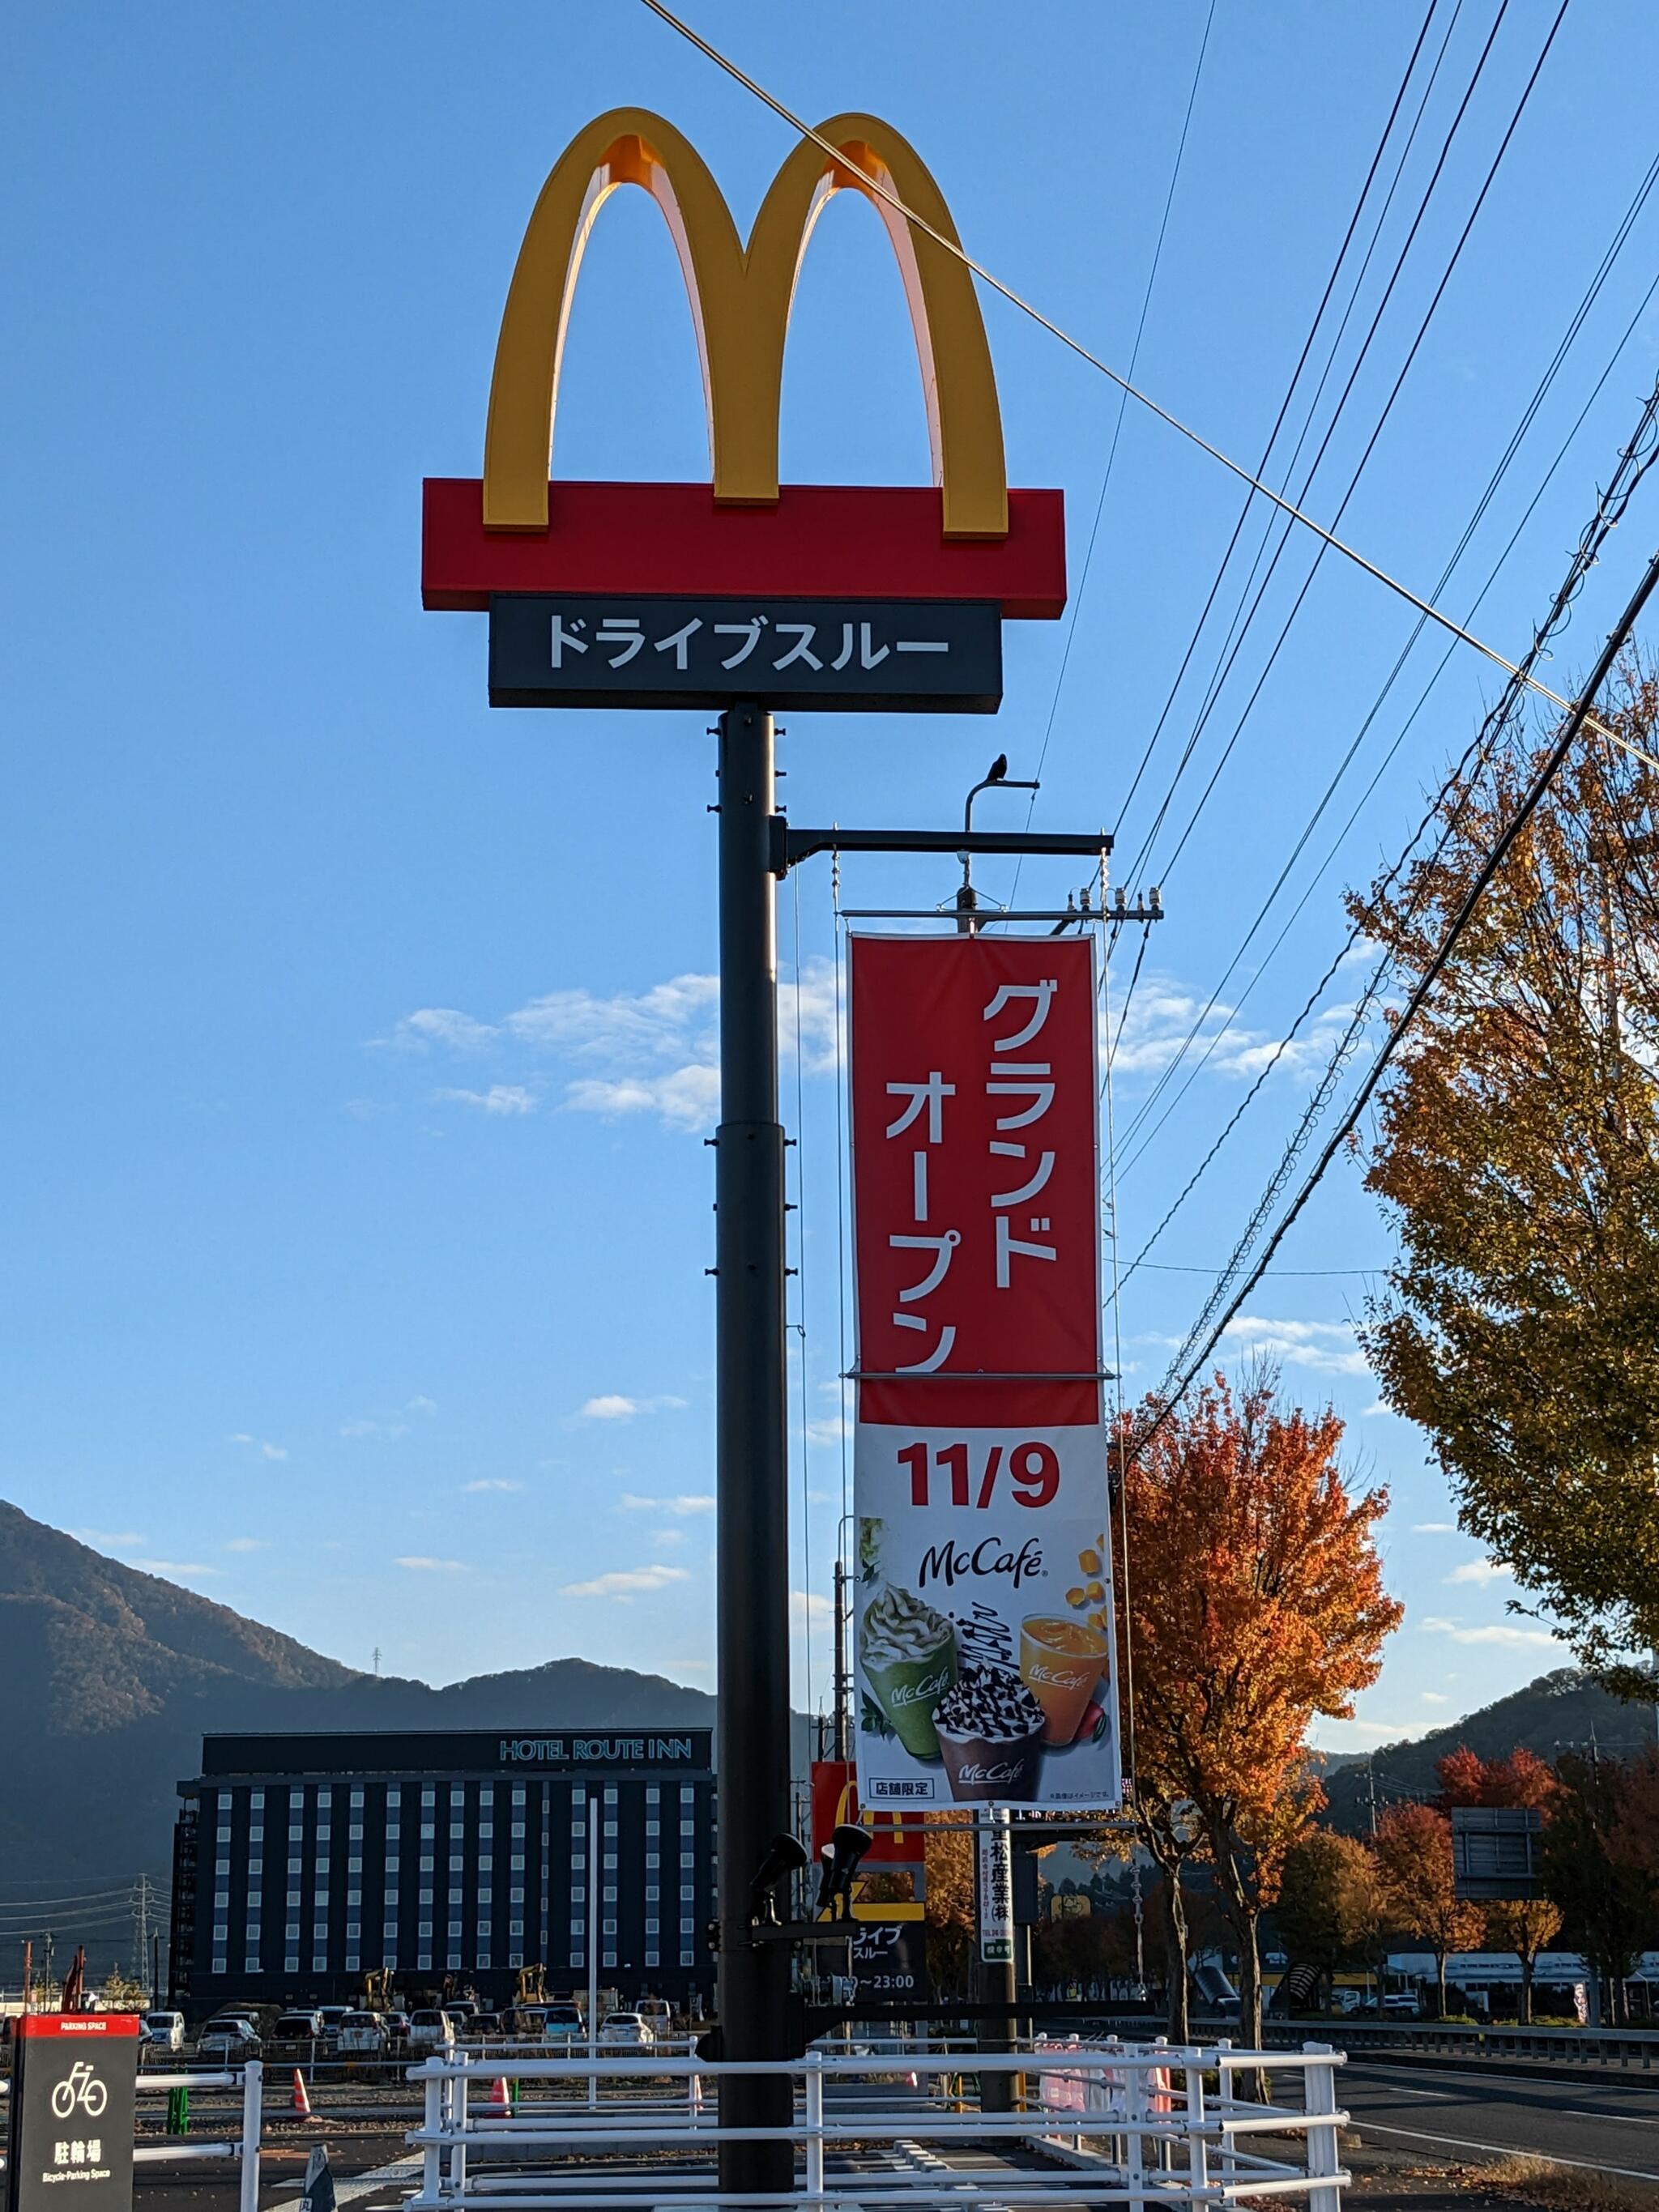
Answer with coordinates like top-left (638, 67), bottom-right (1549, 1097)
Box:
top-left (1339, 2056), bottom-right (1659, 2179)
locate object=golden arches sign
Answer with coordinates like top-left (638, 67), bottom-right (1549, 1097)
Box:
top-left (484, 107), bottom-right (1008, 542)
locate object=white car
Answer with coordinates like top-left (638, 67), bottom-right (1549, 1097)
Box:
top-left (598, 2011), bottom-right (655, 2050)
top-left (140, 2011), bottom-right (185, 2051)
top-left (407, 2008), bottom-right (456, 2051)
top-left (199, 2014), bottom-right (262, 2058)
top-left (335, 2011), bottom-right (386, 2055)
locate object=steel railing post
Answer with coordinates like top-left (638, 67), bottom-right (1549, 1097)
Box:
top-left (1183, 2061), bottom-right (1209, 2208)
top-left (420, 2065), bottom-right (441, 2207)
top-left (803, 2052), bottom-right (825, 2210)
top-left (1124, 2055), bottom-right (1146, 2212)
top-left (237, 2061), bottom-right (262, 2212)
top-left (1303, 2041), bottom-right (1341, 2212)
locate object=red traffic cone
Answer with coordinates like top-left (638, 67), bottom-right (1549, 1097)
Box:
top-left (292, 2070), bottom-right (311, 2117)
top-left (491, 2078), bottom-right (510, 2112)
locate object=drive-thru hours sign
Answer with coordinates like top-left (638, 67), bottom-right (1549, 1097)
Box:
top-left (850, 936), bottom-right (1122, 1811)
top-left (6, 2015), bottom-right (139, 2212)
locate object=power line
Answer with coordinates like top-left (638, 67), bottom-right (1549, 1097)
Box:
top-left (1012, 0), bottom-right (1217, 895)
top-left (1128, 533), bottom-right (1659, 1466)
top-left (1143, 373), bottom-right (1659, 1379)
top-left (1128, 0), bottom-right (1567, 900)
top-left (1111, 164), bottom-right (1659, 1171)
top-left (1107, 0), bottom-right (1449, 850)
top-left (636, 0), bottom-right (1623, 748)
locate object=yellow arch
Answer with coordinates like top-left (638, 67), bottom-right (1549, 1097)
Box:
top-left (484, 106), bottom-right (1008, 540)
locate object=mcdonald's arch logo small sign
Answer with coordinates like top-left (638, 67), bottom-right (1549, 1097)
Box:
top-left (422, 108), bottom-right (1066, 707)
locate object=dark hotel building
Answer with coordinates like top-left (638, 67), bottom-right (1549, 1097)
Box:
top-left (168, 1729), bottom-right (716, 2014)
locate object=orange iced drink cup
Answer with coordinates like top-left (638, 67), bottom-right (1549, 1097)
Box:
top-left (1020, 1616), bottom-right (1109, 1746)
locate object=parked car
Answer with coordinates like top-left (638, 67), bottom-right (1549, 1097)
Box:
top-left (468, 2011), bottom-right (503, 2039)
top-left (636, 1999), bottom-right (673, 2037)
top-left (1383, 1992), bottom-right (1420, 2015)
top-left (335, 2011), bottom-right (386, 2055)
top-left (408, 2008), bottom-right (456, 2051)
top-left (385, 2010), bottom-right (412, 2046)
top-left (597, 2011), bottom-right (655, 2050)
top-left (199, 2014), bottom-right (262, 2058)
top-left (274, 2010), bottom-right (326, 2044)
top-left (541, 2004), bottom-right (584, 2044)
top-left (141, 2011), bottom-right (185, 2051)
top-left (315, 2005), bottom-right (352, 2039)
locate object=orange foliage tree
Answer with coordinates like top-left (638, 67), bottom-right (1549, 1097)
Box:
top-left (1373, 1802), bottom-right (1484, 2016)
top-left (1120, 1371), bottom-right (1401, 2051)
top-left (1435, 1744), bottom-right (1559, 1813)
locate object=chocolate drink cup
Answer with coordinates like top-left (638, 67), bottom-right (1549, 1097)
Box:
top-left (864, 1639), bottom-right (958, 1760)
top-left (1021, 1617), bottom-right (1110, 1748)
top-left (936, 1720), bottom-right (1045, 1804)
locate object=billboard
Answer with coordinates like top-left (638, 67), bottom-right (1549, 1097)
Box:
top-left (850, 935), bottom-right (1121, 1810)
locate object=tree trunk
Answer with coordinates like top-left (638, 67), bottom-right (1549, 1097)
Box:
top-left (1520, 1958), bottom-right (1533, 2027)
top-left (1162, 1873), bottom-right (1190, 2042)
top-left (1235, 1910), bottom-right (1263, 2057)
top-left (1436, 1950), bottom-right (1448, 2020)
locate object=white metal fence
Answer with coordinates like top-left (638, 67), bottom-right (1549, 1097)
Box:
top-left (403, 2039), bottom-right (1349, 2211)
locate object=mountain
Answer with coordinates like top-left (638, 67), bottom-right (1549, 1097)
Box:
top-left (0, 1502), bottom-right (714, 1910)
top-left (1321, 1667), bottom-right (1657, 1831)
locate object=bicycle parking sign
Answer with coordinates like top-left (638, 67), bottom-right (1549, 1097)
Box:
top-left (6, 2015), bottom-right (139, 2212)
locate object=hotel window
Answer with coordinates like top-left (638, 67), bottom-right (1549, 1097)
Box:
top-left (509, 1952), bottom-right (523, 1968)
top-left (646, 1788), bottom-right (659, 1805)
top-left (251, 1790), bottom-right (265, 1809)
top-left (646, 1950), bottom-right (659, 1967)
top-left (603, 1950), bottom-right (616, 1967)
top-left (604, 1788), bottom-right (617, 1805)
top-left (213, 1923), bottom-right (228, 1946)
top-left (215, 1859), bottom-right (230, 1877)
top-left (344, 1954), bottom-right (359, 1971)
top-left (510, 1920), bottom-right (523, 1937)
top-left (513, 1787), bottom-right (526, 1807)
top-left (285, 1924), bottom-right (300, 1941)
top-left (680, 1950), bottom-right (695, 1967)
top-left (286, 1954), bottom-right (300, 1971)
top-left (447, 1952), bottom-right (461, 1970)
top-left (212, 1955), bottom-right (227, 1973)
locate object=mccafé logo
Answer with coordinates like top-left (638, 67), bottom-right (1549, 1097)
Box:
top-left (484, 107), bottom-right (1005, 540)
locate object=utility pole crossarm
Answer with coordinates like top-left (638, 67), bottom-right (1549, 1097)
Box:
top-left (770, 821), bottom-right (1112, 876)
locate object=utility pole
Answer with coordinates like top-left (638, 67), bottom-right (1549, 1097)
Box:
top-left (832, 1558), bottom-right (851, 1762)
top-left (712, 702), bottom-right (794, 2199)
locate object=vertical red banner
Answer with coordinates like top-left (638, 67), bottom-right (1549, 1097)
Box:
top-left (849, 935), bottom-right (1121, 1809)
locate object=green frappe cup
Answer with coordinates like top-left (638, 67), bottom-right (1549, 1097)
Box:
top-left (862, 1587), bottom-right (958, 1760)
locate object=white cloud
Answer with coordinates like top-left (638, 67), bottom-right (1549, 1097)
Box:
top-left (1219, 1315), bottom-right (1370, 1378)
top-left (229, 1434), bottom-right (287, 1461)
top-left (132, 1559), bottom-right (218, 1579)
top-left (408, 1396), bottom-right (438, 1417)
top-left (1110, 970), bottom-right (1376, 1084)
top-left (340, 1417), bottom-right (409, 1442)
top-left (559, 1563), bottom-right (690, 1600)
top-left (223, 1537), bottom-right (268, 1554)
top-left (73, 1528), bottom-right (145, 1549)
top-left (1362, 1402), bottom-right (1392, 1418)
top-left (1421, 1692), bottom-right (1449, 1705)
top-left (617, 1492), bottom-right (715, 1515)
top-left (385, 961), bottom-right (839, 1134)
top-left (463, 1479), bottom-right (524, 1494)
top-left (437, 1085), bottom-right (536, 1115)
top-left (385, 1008), bottom-right (500, 1051)
top-left (1413, 1522), bottom-right (1456, 1534)
top-left (791, 1590), bottom-right (832, 1626)
top-left (1444, 1559), bottom-right (1513, 1587)
top-left (395, 1556), bottom-right (470, 1573)
top-left (578, 1393), bottom-right (687, 1422)
top-left (1420, 1615), bottom-right (1562, 1651)
top-left (650, 1528), bottom-right (688, 1548)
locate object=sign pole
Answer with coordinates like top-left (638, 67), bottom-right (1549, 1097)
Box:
top-left (713, 702), bottom-right (795, 2195)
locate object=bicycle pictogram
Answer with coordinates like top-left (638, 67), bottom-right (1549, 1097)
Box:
top-left (50, 2062), bottom-right (108, 2120)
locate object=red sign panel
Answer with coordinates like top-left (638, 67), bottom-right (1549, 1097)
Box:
top-left (810, 1760), bottom-right (924, 1864)
top-left (850, 935), bottom-right (1100, 1430)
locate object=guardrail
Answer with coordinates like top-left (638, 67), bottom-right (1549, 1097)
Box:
top-left (1261, 2018), bottom-right (1659, 2069)
top-left (401, 2038), bottom-right (1350, 2211)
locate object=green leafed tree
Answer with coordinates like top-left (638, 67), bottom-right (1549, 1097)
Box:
top-left (1350, 660), bottom-right (1659, 1692)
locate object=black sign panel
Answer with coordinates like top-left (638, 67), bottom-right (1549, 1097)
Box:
top-left (851, 1920), bottom-right (932, 2007)
top-left (488, 595), bottom-right (1002, 712)
top-left (6, 2016), bottom-right (139, 2212)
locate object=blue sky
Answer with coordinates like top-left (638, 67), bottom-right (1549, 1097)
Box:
top-left (5, 2), bottom-right (1657, 1750)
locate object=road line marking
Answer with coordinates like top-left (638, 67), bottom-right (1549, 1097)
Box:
top-left (267, 2150), bottom-right (424, 2210)
top-left (1358, 2120), bottom-right (1659, 2181)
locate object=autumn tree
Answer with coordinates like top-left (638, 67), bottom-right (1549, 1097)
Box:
top-left (1482, 1899), bottom-right (1562, 2024)
top-left (1350, 662), bottom-right (1659, 1692)
top-left (1373, 1803), bottom-right (1483, 2017)
top-left (1120, 1370), bottom-right (1402, 2054)
top-left (1276, 1829), bottom-right (1389, 2010)
top-left (1435, 1744), bottom-right (1559, 1813)
top-left (1542, 1752), bottom-right (1655, 2022)
top-left (922, 1816), bottom-right (975, 1998)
